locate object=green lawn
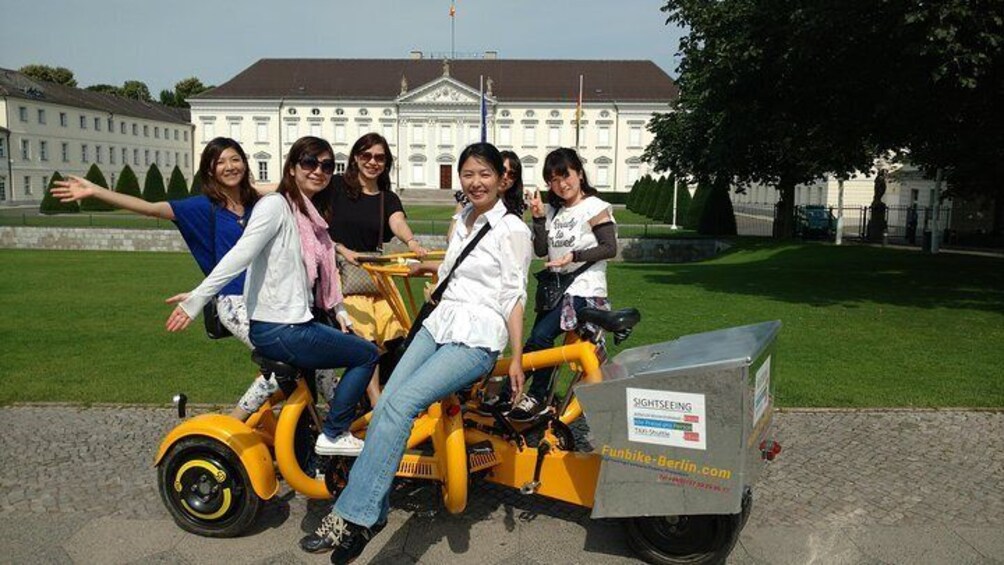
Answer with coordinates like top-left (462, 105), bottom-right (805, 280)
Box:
top-left (1, 243), bottom-right (1001, 407)
top-left (0, 205), bottom-right (687, 238)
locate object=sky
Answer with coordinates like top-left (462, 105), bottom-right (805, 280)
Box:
top-left (0, 0), bottom-right (686, 95)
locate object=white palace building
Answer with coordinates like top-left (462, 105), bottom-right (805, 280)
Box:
top-left (189, 54), bottom-right (678, 192)
top-left (0, 67), bottom-right (193, 205)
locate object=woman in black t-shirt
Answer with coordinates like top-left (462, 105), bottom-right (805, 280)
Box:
top-left (314, 133), bottom-right (427, 405)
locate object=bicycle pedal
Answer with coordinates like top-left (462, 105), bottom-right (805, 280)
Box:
top-left (467, 441), bottom-right (500, 472)
top-left (519, 481), bottom-right (540, 495)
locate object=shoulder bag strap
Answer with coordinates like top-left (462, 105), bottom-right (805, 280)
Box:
top-left (429, 221), bottom-right (492, 304)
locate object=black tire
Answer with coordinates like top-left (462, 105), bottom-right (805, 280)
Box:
top-left (157, 436), bottom-right (262, 537)
top-left (624, 513), bottom-right (742, 565)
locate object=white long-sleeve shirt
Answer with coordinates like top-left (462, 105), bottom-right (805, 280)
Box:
top-left (423, 199), bottom-right (532, 352)
top-left (179, 192), bottom-right (318, 324)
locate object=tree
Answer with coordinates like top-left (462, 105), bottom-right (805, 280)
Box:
top-left (120, 80), bottom-right (152, 102)
top-left (86, 84), bottom-right (122, 96)
top-left (167, 166), bottom-right (190, 199)
top-left (39, 172), bottom-right (80, 214)
top-left (80, 165), bottom-right (114, 212)
top-left (19, 64), bottom-right (77, 87)
top-left (159, 89), bottom-right (177, 106)
top-left (116, 165), bottom-right (142, 198)
top-left (173, 77), bottom-right (212, 108)
top-left (648, 0), bottom-right (1004, 238)
top-left (142, 164), bottom-right (167, 202)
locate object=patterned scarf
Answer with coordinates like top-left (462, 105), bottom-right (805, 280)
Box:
top-left (287, 193), bottom-right (342, 311)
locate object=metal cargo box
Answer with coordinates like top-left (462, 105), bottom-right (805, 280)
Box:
top-left (577, 320), bottom-right (780, 519)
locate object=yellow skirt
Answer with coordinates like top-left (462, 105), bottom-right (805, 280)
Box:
top-left (343, 294), bottom-right (406, 349)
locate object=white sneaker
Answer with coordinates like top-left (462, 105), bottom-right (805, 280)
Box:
top-left (315, 432), bottom-right (365, 456)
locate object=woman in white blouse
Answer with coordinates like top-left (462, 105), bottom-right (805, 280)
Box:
top-left (299, 143), bottom-right (532, 560)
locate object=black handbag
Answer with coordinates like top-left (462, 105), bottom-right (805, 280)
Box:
top-left (533, 261), bottom-right (595, 313)
top-left (203, 203), bottom-right (233, 340)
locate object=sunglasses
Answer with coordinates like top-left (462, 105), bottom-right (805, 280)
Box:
top-left (298, 155), bottom-right (336, 174)
top-left (357, 151), bottom-right (387, 164)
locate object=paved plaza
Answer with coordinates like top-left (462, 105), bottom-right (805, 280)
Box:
top-left (1, 406), bottom-right (1002, 564)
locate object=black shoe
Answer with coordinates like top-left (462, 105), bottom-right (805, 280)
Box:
top-left (508, 395), bottom-right (547, 423)
top-left (299, 514), bottom-right (375, 557)
top-left (473, 400), bottom-right (512, 417)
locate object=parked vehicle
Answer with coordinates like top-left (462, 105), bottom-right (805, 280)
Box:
top-left (796, 205), bottom-right (836, 239)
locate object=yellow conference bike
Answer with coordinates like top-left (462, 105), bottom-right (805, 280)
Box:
top-left (155, 252), bottom-right (782, 565)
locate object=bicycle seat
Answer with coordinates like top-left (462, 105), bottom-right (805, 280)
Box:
top-left (251, 351), bottom-right (300, 381)
top-left (577, 308), bottom-right (641, 333)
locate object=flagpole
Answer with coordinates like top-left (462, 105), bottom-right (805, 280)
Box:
top-left (480, 75), bottom-right (487, 143)
top-left (575, 74), bottom-right (583, 150)
top-left (450, 1), bottom-right (456, 60)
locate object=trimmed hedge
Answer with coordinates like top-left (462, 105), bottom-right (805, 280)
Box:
top-left (115, 165), bottom-right (142, 198)
top-left (685, 182), bottom-right (711, 230)
top-left (597, 191), bottom-right (629, 205)
top-left (142, 164), bottom-right (167, 202)
top-left (190, 174), bottom-right (203, 195)
top-left (167, 166), bottom-right (189, 199)
top-left (641, 176), bottom-right (662, 219)
top-left (698, 179), bottom-right (738, 236)
top-left (661, 178), bottom-right (692, 226)
top-left (80, 165), bottom-right (114, 212)
top-left (653, 175), bottom-right (675, 221)
top-left (39, 172), bottom-right (80, 214)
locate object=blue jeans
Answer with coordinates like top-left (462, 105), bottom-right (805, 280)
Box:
top-left (249, 320), bottom-right (379, 439)
top-left (523, 296), bottom-right (589, 402)
top-left (332, 327), bottom-right (497, 527)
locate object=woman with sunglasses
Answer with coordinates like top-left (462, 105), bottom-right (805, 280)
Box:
top-left (313, 133), bottom-right (427, 407)
top-left (300, 143), bottom-right (531, 562)
top-left (51, 137), bottom-right (281, 422)
top-left (166, 136), bottom-right (379, 457)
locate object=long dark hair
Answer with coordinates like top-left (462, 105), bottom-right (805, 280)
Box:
top-left (500, 150), bottom-right (526, 215)
top-left (457, 143), bottom-right (522, 215)
top-left (197, 137), bottom-right (258, 208)
top-left (277, 136), bottom-right (334, 215)
top-left (543, 147), bottom-right (597, 209)
top-left (342, 132), bottom-right (394, 199)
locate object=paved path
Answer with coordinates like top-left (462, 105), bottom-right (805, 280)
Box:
top-left (1, 406), bottom-right (1002, 564)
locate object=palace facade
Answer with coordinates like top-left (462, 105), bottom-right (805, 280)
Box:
top-left (189, 55), bottom-right (678, 192)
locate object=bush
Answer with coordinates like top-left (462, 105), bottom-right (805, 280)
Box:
top-left (653, 175), bottom-right (675, 221)
top-left (641, 175), bottom-right (662, 219)
top-left (142, 164), bottom-right (167, 202)
top-left (626, 179), bottom-right (641, 211)
top-left (190, 174), bottom-right (203, 195)
top-left (685, 182), bottom-right (712, 229)
top-left (39, 172), bottom-right (80, 214)
top-left (80, 164), bottom-right (114, 212)
top-left (697, 178), bottom-right (738, 236)
top-left (166, 166), bottom-right (189, 199)
top-left (597, 191), bottom-right (629, 205)
top-left (115, 165), bottom-right (142, 198)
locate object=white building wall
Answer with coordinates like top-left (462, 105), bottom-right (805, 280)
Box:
top-left (189, 79), bottom-right (666, 194)
top-left (1, 96), bottom-right (193, 205)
